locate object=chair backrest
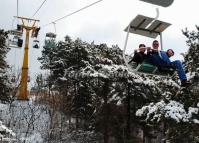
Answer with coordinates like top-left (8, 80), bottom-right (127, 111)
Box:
top-left (46, 32), bottom-right (56, 38)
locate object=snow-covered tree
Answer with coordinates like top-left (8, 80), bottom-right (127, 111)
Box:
top-left (0, 30), bottom-right (10, 102)
top-left (39, 35), bottom-right (180, 142)
top-left (0, 120), bottom-right (15, 142)
top-left (136, 26), bottom-right (199, 143)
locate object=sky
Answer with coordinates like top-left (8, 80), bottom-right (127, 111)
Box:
top-left (0, 0), bottom-right (199, 83)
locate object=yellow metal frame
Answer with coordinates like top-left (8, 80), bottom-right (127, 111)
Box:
top-left (15, 16), bottom-right (40, 100)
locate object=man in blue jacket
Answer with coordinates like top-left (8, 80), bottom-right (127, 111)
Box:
top-left (147, 40), bottom-right (189, 87)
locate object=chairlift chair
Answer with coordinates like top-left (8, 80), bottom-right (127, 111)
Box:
top-left (46, 32), bottom-right (56, 39)
top-left (31, 27), bottom-right (40, 38)
top-left (8, 26), bottom-right (24, 48)
top-left (123, 14), bottom-right (175, 76)
top-left (8, 34), bottom-right (23, 48)
top-left (33, 39), bottom-right (40, 49)
top-left (8, 29), bottom-right (23, 38)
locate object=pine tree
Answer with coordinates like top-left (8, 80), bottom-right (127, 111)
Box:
top-left (183, 26), bottom-right (199, 74)
top-left (38, 39), bottom-right (56, 70)
top-left (39, 34), bottom-right (187, 142)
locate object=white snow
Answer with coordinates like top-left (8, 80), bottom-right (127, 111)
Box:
top-left (136, 100), bottom-right (199, 123)
top-left (0, 120), bottom-right (16, 142)
top-left (21, 132), bottom-right (43, 143)
top-left (0, 99), bottom-right (49, 143)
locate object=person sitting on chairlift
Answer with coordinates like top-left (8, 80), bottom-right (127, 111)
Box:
top-left (128, 44), bottom-right (147, 65)
top-left (147, 40), bottom-right (160, 55)
top-left (147, 40), bottom-right (190, 87)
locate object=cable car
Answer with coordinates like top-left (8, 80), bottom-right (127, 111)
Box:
top-left (140, 0), bottom-right (174, 7)
top-left (123, 14), bottom-right (175, 76)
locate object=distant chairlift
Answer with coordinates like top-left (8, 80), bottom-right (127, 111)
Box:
top-left (46, 32), bottom-right (56, 39)
top-left (8, 35), bottom-right (23, 48)
top-left (31, 27), bottom-right (40, 38)
top-left (123, 14), bottom-right (175, 76)
top-left (46, 22), bottom-right (57, 40)
top-left (32, 27), bottom-right (41, 49)
top-left (33, 39), bottom-right (39, 49)
top-left (8, 24), bottom-right (23, 48)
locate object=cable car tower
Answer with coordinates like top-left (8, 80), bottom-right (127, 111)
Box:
top-left (14, 16), bottom-right (40, 100)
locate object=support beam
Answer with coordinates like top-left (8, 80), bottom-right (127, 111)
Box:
top-left (15, 16), bottom-right (39, 100)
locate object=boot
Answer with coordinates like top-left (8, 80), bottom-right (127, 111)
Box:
top-left (181, 79), bottom-right (191, 87)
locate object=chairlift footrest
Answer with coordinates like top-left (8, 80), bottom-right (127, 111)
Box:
top-left (136, 63), bottom-right (157, 73)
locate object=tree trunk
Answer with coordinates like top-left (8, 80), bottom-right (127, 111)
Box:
top-left (126, 83), bottom-right (131, 141)
top-left (103, 80), bottom-right (109, 143)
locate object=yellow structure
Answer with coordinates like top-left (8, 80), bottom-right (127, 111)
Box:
top-left (15, 16), bottom-right (40, 100)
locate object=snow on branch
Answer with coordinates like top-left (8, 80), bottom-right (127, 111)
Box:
top-left (136, 100), bottom-right (199, 124)
top-left (0, 121), bottom-right (16, 141)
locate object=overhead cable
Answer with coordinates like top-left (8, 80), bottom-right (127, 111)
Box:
top-left (32, 0), bottom-right (47, 17)
top-left (43, 0), bottom-right (103, 27)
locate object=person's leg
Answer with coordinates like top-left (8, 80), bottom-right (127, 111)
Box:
top-left (171, 60), bottom-right (187, 81)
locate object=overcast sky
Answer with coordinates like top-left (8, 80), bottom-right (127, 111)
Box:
top-left (0, 0), bottom-right (199, 81)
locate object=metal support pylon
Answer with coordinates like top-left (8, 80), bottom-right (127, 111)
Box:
top-left (15, 16), bottom-right (40, 100)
